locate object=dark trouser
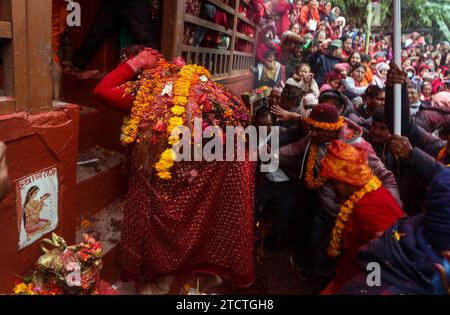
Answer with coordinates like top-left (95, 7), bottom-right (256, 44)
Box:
top-left (255, 178), bottom-right (298, 241)
top-left (73, 0), bottom-right (159, 68)
top-left (291, 184), bottom-right (317, 255)
top-left (310, 214), bottom-right (336, 277)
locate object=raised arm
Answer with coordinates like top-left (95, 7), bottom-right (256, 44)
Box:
top-left (93, 63), bottom-right (137, 111)
top-left (93, 49), bottom-right (159, 111)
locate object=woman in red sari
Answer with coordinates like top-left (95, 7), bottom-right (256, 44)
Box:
top-left (94, 46), bottom-right (256, 294)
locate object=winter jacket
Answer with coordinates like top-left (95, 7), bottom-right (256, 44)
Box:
top-left (385, 84), bottom-right (448, 215)
top-left (311, 51), bottom-right (341, 87)
top-left (385, 84), bottom-right (447, 162)
top-left (342, 77), bottom-right (368, 96)
top-left (285, 54), bottom-right (304, 80)
top-left (415, 106), bottom-right (450, 133)
top-left (299, 5), bottom-right (320, 28)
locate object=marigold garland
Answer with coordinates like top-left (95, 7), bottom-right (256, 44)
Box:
top-left (121, 74), bottom-right (165, 144)
top-left (155, 64), bottom-right (210, 179)
top-left (117, 57), bottom-right (256, 181)
top-left (437, 145), bottom-right (447, 162)
top-left (327, 176), bottom-right (382, 259)
top-left (305, 116), bottom-right (345, 131)
top-left (305, 144), bottom-right (327, 190)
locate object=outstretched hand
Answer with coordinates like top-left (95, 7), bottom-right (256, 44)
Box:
top-left (271, 105), bottom-right (298, 122)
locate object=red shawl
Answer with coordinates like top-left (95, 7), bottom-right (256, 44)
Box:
top-left (333, 186), bottom-right (405, 292)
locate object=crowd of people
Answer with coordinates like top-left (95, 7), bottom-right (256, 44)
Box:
top-left (251, 0), bottom-right (450, 294)
top-left (77, 0), bottom-right (450, 295)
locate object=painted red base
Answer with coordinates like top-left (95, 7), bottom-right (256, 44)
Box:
top-left (0, 104), bottom-right (79, 293)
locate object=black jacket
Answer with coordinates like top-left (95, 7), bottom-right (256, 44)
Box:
top-left (385, 84), bottom-right (448, 215)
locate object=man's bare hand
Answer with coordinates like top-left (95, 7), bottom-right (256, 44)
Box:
top-left (389, 135), bottom-right (413, 160)
top-left (271, 105), bottom-right (300, 121)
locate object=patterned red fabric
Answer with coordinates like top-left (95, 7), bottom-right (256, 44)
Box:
top-left (98, 280), bottom-right (119, 295)
top-left (120, 159), bottom-right (256, 288)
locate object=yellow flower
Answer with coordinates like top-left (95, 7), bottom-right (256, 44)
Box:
top-left (168, 116), bottom-right (184, 128)
top-left (135, 63), bottom-right (212, 180)
top-left (173, 96), bottom-right (188, 106)
top-left (13, 283), bottom-right (28, 295)
top-left (305, 144), bottom-right (327, 190)
top-left (305, 116), bottom-right (345, 131)
top-left (168, 135), bottom-right (180, 145)
top-left (393, 231), bottom-right (406, 241)
top-left (157, 171), bottom-right (172, 180)
top-left (160, 148), bottom-right (176, 162)
top-left (327, 176), bottom-right (382, 258)
top-left (171, 106), bottom-right (185, 116)
top-left (155, 159), bottom-right (174, 172)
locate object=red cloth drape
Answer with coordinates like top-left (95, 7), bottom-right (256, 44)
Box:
top-left (121, 161), bottom-right (256, 287)
top-left (333, 187), bottom-right (405, 292)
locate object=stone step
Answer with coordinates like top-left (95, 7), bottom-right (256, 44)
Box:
top-left (78, 105), bottom-right (101, 152)
top-left (77, 146), bottom-right (127, 218)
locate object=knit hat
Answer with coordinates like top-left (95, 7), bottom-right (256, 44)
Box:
top-left (376, 56), bottom-right (387, 64)
top-left (305, 103), bottom-right (344, 130)
top-left (352, 96), bottom-right (364, 108)
top-left (405, 66), bottom-right (416, 76)
top-left (376, 62), bottom-right (389, 73)
top-left (419, 63), bottom-right (430, 73)
top-left (325, 71), bottom-right (343, 82)
top-left (319, 84), bottom-right (333, 94)
top-left (424, 168), bottom-right (450, 251)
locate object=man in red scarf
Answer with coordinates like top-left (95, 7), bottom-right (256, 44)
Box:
top-left (319, 140), bottom-right (405, 293)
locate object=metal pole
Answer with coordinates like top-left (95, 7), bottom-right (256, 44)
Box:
top-left (365, 0), bottom-right (373, 55)
top-left (393, 0), bottom-right (402, 135)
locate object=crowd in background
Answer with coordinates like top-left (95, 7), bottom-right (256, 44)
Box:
top-left (252, 0), bottom-right (450, 295)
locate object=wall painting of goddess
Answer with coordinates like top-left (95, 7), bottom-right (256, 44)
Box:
top-left (15, 167), bottom-right (59, 250)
